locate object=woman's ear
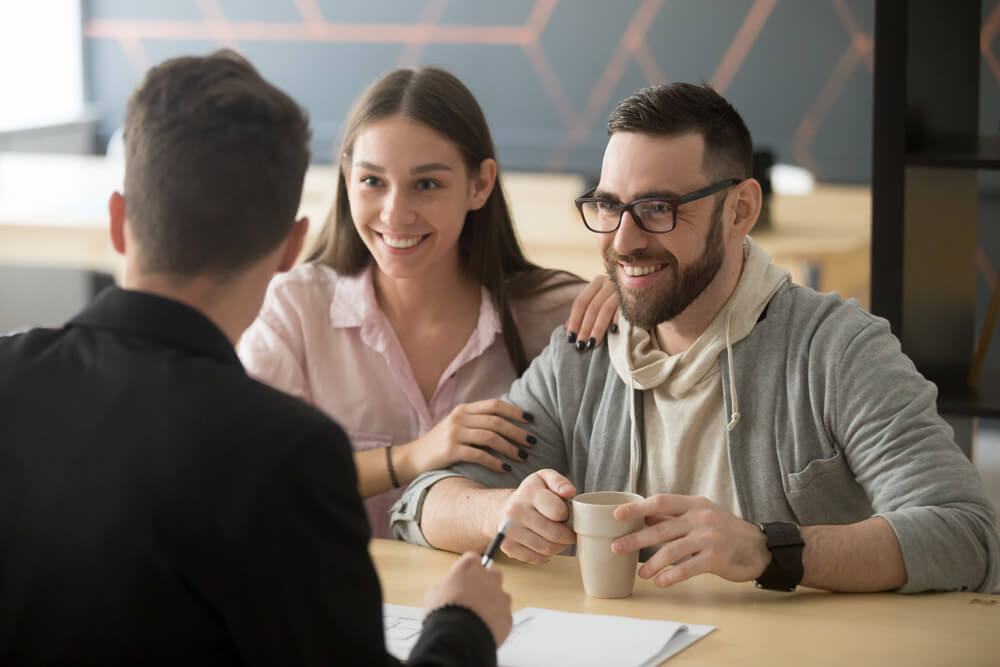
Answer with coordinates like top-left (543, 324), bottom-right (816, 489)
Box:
top-left (468, 158), bottom-right (498, 211)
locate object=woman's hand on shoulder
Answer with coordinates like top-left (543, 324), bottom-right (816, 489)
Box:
top-left (397, 399), bottom-right (535, 477)
top-left (565, 274), bottom-right (619, 351)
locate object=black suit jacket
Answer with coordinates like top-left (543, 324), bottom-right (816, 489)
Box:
top-left (0, 287), bottom-right (493, 666)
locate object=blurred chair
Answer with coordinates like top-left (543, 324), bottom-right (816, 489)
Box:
top-left (0, 265), bottom-right (114, 334)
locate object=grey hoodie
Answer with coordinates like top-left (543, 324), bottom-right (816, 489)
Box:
top-left (607, 239), bottom-right (789, 512)
top-left (392, 267), bottom-right (1000, 594)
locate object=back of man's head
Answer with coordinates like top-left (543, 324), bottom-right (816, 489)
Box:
top-left (607, 82), bottom-right (752, 181)
top-left (123, 50), bottom-right (311, 277)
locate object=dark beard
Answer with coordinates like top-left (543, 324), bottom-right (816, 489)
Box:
top-left (606, 208), bottom-right (725, 329)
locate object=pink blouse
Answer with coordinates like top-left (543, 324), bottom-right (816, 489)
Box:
top-left (238, 263), bottom-right (580, 538)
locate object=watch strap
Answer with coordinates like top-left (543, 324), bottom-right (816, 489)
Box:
top-left (754, 521), bottom-right (804, 591)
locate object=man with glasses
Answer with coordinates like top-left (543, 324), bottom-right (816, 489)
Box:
top-left (392, 83), bottom-right (999, 594)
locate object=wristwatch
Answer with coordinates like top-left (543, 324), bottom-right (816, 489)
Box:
top-left (754, 521), bottom-right (804, 591)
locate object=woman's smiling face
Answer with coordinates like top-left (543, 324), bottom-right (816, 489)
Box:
top-left (346, 115), bottom-right (493, 281)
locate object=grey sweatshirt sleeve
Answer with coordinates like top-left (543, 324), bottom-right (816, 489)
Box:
top-left (391, 327), bottom-right (575, 546)
top-left (832, 316), bottom-right (1000, 593)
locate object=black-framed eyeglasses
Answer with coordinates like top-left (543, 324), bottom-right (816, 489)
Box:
top-left (574, 178), bottom-right (743, 234)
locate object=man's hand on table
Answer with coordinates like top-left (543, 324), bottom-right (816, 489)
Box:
top-left (611, 494), bottom-right (771, 587)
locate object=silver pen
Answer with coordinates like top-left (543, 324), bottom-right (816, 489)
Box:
top-left (481, 517), bottom-right (512, 568)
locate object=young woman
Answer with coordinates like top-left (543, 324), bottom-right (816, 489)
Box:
top-left (239, 67), bottom-right (616, 538)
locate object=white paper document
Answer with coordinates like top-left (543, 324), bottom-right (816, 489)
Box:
top-left (383, 603), bottom-right (425, 660)
top-left (383, 603), bottom-right (714, 666)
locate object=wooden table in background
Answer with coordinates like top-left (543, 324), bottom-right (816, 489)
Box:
top-left (1, 152), bottom-right (871, 307)
top-left (372, 539), bottom-right (997, 667)
top-left (756, 184), bottom-right (871, 308)
top-left (0, 153), bottom-right (337, 282)
top-left (505, 177), bottom-right (872, 309)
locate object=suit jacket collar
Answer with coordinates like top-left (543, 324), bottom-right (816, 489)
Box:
top-left (69, 287), bottom-right (242, 368)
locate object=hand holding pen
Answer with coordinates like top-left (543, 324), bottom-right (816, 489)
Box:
top-left (424, 526), bottom-right (514, 646)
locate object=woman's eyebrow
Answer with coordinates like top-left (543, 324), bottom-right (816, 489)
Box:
top-left (352, 161), bottom-right (453, 174)
top-left (410, 163), bottom-right (453, 174)
top-left (353, 160), bottom-right (384, 172)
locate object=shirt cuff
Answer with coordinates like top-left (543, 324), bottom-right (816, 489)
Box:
top-left (390, 470), bottom-right (464, 547)
top-left (877, 507), bottom-right (997, 593)
top-left (409, 604), bottom-right (497, 667)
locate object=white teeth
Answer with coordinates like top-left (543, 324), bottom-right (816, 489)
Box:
top-left (381, 234), bottom-right (424, 249)
top-left (622, 264), bottom-right (664, 277)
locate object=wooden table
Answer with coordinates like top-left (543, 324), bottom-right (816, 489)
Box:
top-left (0, 152), bottom-right (338, 282)
top-left (755, 184), bottom-right (871, 307)
top-left (0, 153), bottom-right (870, 306)
top-left (371, 539), bottom-right (998, 667)
top-left (505, 179), bottom-right (872, 308)
top-left (0, 153), bottom-right (584, 283)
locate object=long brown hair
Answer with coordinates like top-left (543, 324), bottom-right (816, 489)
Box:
top-left (308, 67), bottom-right (580, 373)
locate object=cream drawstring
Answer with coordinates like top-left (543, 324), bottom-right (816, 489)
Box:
top-left (627, 380), bottom-right (639, 494)
top-left (725, 310), bottom-right (741, 432)
top-left (625, 313), bottom-right (740, 491)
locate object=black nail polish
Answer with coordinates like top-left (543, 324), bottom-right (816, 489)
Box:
top-left (502, 463), bottom-right (513, 472)
top-left (518, 449), bottom-right (529, 460)
top-left (567, 331), bottom-right (577, 344)
top-left (526, 434), bottom-right (537, 445)
top-left (587, 337), bottom-right (596, 350)
top-left (523, 411), bottom-right (535, 422)
top-left (576, 340), bottom-right (586, 352)
top-left (610, 323), bottom-right (619, 334)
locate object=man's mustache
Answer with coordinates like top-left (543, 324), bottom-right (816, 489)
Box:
top-left (603, 246), bottom-right (676, 266)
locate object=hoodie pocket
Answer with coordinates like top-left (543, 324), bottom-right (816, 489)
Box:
top-left (785, 449), bottom-right (872, 523)
top-left (786, 450), bottom-right (847, 492)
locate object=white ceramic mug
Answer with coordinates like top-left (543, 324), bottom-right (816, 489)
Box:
top-left (570, 491), bottom-right (644, 598)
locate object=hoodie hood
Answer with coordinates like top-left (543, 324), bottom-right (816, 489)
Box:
top-left (609, 236), bottom-right (789, 394)
top-left (608, 236), bottom-right (789, 495)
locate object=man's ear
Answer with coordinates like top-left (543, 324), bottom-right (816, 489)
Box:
top-left (109, 191), bottom-right (127, 255)
top-left (277, 217), bottom-right (310, 272)
top-left (468, 158), bottom-right (498, 211)
top-left (729, 178), bottom-right (763, 237)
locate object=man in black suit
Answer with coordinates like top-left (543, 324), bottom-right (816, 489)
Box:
top-left (0, 50), bottom-right (510, 666)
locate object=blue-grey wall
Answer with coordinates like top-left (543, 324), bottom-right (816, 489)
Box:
top-left (81, 0), bottom-right (1000, 370)
top-left (83, 0), bottom-right (876, 182)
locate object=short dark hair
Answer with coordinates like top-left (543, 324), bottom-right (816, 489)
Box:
top-left (123, 49), bottom-right (311, 275)
top-left (607, 82), bottom-right (752, 180)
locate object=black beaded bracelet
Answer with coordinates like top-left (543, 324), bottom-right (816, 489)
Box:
top-left (385, 445), bottom-right (400, 489)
